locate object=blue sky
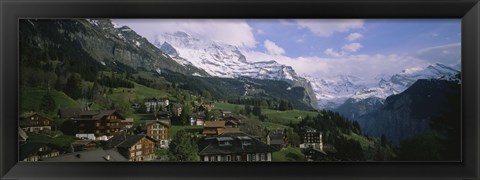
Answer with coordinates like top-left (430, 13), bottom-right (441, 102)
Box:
top-left (247, 19), bottom-right (460, 57)
top-left (112, 19), bottom-right (461, 80)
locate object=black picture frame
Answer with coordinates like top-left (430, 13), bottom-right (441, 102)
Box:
top-left (1, 0), bottom-right (479, 179)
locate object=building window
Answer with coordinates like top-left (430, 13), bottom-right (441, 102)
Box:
top-left (210, 156), bottom-right (216, 161)
top-left (161, 141), bottom-right (165, 145)
top-left (136, 151), bottom-right (142, 156)
top-left (260, 153), bottom-right (266, 161)
top-left (236, 155), bottom-right (241, 161)
top-left (226, 155), bottom-right (231, 161)
top-left (136, 144), bottom-right (142, 149)
top-left (96, 123), bottom-right (100, 127)
top-left (251, 154), bottom-right (256, 161)
top-left (130, 152), bottom-right (134, 157)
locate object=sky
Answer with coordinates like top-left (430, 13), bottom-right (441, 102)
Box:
top-left (112, 19), bottom-right (461, 80)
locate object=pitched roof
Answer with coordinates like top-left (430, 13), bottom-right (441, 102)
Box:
top-left (145, 119), bottom-right (171, 127)
top-left (198, 132), bottom-right (277, 155)
top-left (117, 135), bottom-right (156, 149)
top-left (58, 108), bottom-right (84, 118)
top-left (42, 148), bottom-right (128, 161)
top-left (221, 127), bottom-right (241, 134)
top-left (204, 121), bottom-right (225, 128)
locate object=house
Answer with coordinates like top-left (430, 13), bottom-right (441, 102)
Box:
top-left (43, 148), bottom-right (127, 162)
top-left (145, 119), bottom-right (170, 149)
top-left (116, 134), bottom-right (156, 161)
top-left (122, 118), bottom-right (134, 129)
top-left (20, 143), bottom-right (61, 161)
top-left (203, 121), bottom-right (241, 136)
top-left (189, 112), bottom-right (206, 126)
top-left (222, 116), bottom-right (241, 124)
top-left (266, 129), bottom-right (287, 151)
top-left (202, 121), bottom-right (226, 136)
top-left (302, 147), bottom-right (327, 161)
top-left (144, 98), bottom-right (169, 113)
top-left (198, 102), bottom-right (215, 112)
top-left (167, 103), bottom-right (183, 117)
top-left (59, 109), bottom-right (127, 141)
top-left (299, 126), bottom-right (323, 150)
top-left (198, 132), bottom-right (277, 161)
top-left (225, 120), bottom-right (238, 128)
top-left (71, 140), bottom-right (97, 152)
top-left (20, 112), bottom-right (53, 133)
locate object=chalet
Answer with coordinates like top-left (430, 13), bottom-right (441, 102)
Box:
top-left (302, 147), bottom-right (328, 161)
top-left (299, 126), bottom-right (323, 150)
top-left (43, 148), bottom-right (127, 162)
top-left (144, 97), bottom-right (169, 113)
top-left (203, 121), bottom-right (241, 136)
top-left (59, 109), bottom-right (127, 141)
top-left (198, 132), bottom-right (277, 162)
top-left (20, 112), bottom-right (53, 133)
top-left (20, 143), bottom-right (60, 161)
top-left (198, 102), bottom-right (215, 112)
top-left (167, 103), bottom-right (183, 117)
top-left (145, 119), bottom-right (170, 149)
top-left (71, 140), bottom-right (97, 152)
top-left (189, 112), bottom-right (206, 126)
top-left (202, 121), bottom-right (225, 136)
top-left (122, 118), bottom-right (134, 129)
top-left (223, 116), bottom-right (241, 124)
top-left (116, 135), bottom-right (156, 161)
top-left (225, 120), bottom-right (239, 128)
top-left (266, 129), bottom-right (287, 151)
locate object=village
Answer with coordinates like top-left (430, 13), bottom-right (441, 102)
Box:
top-left (19, 97), bottom-right (327, 162)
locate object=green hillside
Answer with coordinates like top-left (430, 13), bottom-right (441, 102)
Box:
top-left (20, 87), bottom-right (81, 113)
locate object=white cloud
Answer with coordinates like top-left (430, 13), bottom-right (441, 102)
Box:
top-left (342, 43), bottom-right (363, 52)
top-left (324, 48), bottom-right (342, 57)
top-left (264, 40), bottom-right (286, 55)
top-left (244, 49), bottom-right (428, 80)
top-left (111, 19), bottom-right (256, 48)
top-left (415, 43), bottom-right (461, 66)
top-left (296, 19), bottom-right (364, 37)
top-left (345, 32), bottom-right (363, 41)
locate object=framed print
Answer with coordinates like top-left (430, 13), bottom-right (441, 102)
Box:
top-left (1, 0), bottom-right (479, 179)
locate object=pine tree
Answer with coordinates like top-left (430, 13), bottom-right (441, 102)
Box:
top-left (168, 130), bottom-right (200, 161)
top-left (39, 93), bottom-right (56, 114)
top-left (64, 73), bottom-right (82, 100)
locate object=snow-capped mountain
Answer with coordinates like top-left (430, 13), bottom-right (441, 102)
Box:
top-left (155, 31), bottom-right (319, 108)
top-left (155, 31), bottom-right (304, 82)
top-left (351, 63), bottom-right (460, 101)
top-left (310, 63), bottom-right (460, 109)
top-left (307, 75), bottom-right (368, 109)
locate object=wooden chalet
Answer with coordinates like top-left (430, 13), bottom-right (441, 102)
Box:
top-left (59, 109), bottom-right (127, 141)
top-left (198, 132), bottom-right (277, 162)
top-left (145, 119), bottom-right (171, 149)
top-left (20, 112), bottom-right (53, 133)
top-left (266, 129), bottom-right (288, 151)
top-left (20, 143), bottom-right (60, 161)
top-left (116, 135), bottom-right (156, 161)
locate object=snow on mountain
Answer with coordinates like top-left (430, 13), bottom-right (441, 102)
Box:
top-left (309, 63), bottom-right (460, 109)
top-left (155, 31), bottom-right (303, 82)
top-left (306, 75), bottom-right (369, 109)
top-left (350, 63), bottom-right (460, 101)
